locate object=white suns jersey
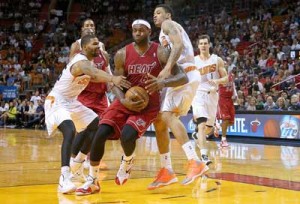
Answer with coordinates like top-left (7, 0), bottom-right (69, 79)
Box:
top-left (195, 54), bottom-right (220, 92)
top-left (52, 53), bottom-right (91, 99)
top-left (159, 22), bottom-right (195, 69)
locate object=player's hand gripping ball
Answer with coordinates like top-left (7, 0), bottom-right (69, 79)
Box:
top-left (125, 86), bottom-right (149, 110)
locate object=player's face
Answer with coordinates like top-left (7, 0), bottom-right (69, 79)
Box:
top-left (81, 28), bottom-right (95, 36)
top-left (132, 25), bottom-right (150, 44)
top-left (82, 20), bottom-right (95, 33)
top-left (153, 7), bottom-right (168, 27)
top-left (85, 37), bottom-right (100, 57)
top-left (198, 38), bottom-right (210, 54)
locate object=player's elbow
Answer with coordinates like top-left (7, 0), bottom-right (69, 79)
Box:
top-left (178, 74), bottom-right (188, 86)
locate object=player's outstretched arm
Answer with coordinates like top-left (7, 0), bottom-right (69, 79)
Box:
top-left (72, 59), bottom-right (131, 89)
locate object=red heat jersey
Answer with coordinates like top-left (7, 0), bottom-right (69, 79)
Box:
top-left (219, 72), bottom-right (234, 98)
top-left (83, 50), bottom-right (108, 93)
top-left (124, 42), bottom-right (162, 107)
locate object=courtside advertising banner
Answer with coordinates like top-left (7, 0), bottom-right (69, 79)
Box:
top-left (147, 113), bottom-right (300, 139)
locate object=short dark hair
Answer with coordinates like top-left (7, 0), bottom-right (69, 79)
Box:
top-left (197, 34), bottom-right (211, 44)
top-left (155, 4), bottom-right (174, 18)
top-left (81, 34), bottom-right (96, 47)
top-left (81, 18), bottom-right (94, 28)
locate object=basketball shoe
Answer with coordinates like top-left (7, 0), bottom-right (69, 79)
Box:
top-left (83, 159), bottom-right (90, 169)
top-left (75, 175), bottom-right (100, 196)
top-left (220, 140), bottom-right (229, 148)
top-left (58, 174), bottom-right (77, 194)
top-left (181, 160), bottom-right (209, 185)
top-left (201, 154), bottom-right (212, 165)
top-left (147, 168), bottom-right (178, 190)
top-left (70, 159), bottom-right (86, 183)
top-left (115, 156), bottom-right (134, 185)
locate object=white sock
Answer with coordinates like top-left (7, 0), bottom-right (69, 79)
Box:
top-left (89, 165), bottom-right (99, 179)
top-left (222, 137), bottom-right (226, 141)
top-left (160, 152), bottom-right (172, 170)
top-left (200, 149), bottom-right (208, 156)
top-left (61, 166), bottom-right (70, 176)
top-left (123, 154), bottom-right (134, 162)
top-left (182, 141), bottom-right (200, 161)
top-left (70, 158), bottom-right (82, 173)
top-left (74, 152), bottom-right (87, 163)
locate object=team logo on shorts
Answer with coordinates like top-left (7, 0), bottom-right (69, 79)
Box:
top-left (188, 119), bottom-right (196, 132)
top-left (136, 118), bottom-right (146, 127)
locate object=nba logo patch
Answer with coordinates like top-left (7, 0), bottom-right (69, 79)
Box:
top-left (136, 118), bottom-right (146, 127)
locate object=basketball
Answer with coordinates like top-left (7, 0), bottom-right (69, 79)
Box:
top-left (263, 119), bottom-right (281, 138)
top-left (125, 86), bottom-right (149, 110)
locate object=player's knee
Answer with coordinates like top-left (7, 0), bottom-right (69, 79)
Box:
top-left (160, 112), bottom-right (174, 125)
top-left (86, 117), bottom-right (99, 132)
top-left (194, 117), bottom-right (207, 125)
top-left (120, 125), bottom-right (138, 144)
top-left (94, 124), bottom-right (113, 143)
top-left (59, 120), bottom-right (76, 142)
top-left (153, 118), bottom-right (168, 133)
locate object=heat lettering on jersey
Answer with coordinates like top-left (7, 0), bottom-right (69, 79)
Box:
top-left (199, 64), bottom-right (217, 75)
top-left (128, 62), bottom-right (157, 74)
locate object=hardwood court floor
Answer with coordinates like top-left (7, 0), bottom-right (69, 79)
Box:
top-left (0, 129), bottom-right (299, 204)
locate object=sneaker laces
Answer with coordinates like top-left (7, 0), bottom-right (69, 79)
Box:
top-left (201, 155), bottom-right (209, 161)
top-left (81, 176), bottom-right (96, 189)
top-left (118, 159), bottom-right (132, 177)
top-left (186, 160), bottom-right (197, 175)
top-left (154, 168), bottom-right (165, 180)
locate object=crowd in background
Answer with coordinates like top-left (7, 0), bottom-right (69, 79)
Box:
top-left (0, 0), bottom-right (300, 127)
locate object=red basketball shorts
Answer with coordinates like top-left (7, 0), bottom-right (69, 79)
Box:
top-left (217, 97), bottom-right (235, 124)
top-left (100, 100), bottom-right (159, 140)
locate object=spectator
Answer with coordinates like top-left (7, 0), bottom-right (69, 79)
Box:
top-left (30, 90), bottom-right (41, 106)
top-left (288, 82), bottom-right (300, 96)
top-left (24, 100), bottom-right (44, 128)
top-left (246, 97), bottom-right (257, 111)
top-left (252, 76), bottom-right (264, 93)
top-left (236, 98), bottom-right (246, 110)
top-left (264, 96), bottom-right (277, 110)
top-left (288, 94), bottom-right (300, 110)
top-left (256, 93), bottom-right (265, 110)
top-left (24, 101), bottom-right (36, 121)
top-left (274, 97), bottom-right (287, 111)
top-left (0, 101), bottom-right (19, 126)
top-left (264, 76), bottom-right (274, 93)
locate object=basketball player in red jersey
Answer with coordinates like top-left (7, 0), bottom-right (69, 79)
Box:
top-left (75, 19), bottom-right (188, 195)
top-left (69, 19), bottom-right (111, 183)
top-left (217, 64), bottom-right (237, 148)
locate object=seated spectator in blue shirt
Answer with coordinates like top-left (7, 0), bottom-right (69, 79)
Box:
top-left (264, 96), bottom-right (277, 110)
top-left (288, 82), bottom-right (300, 96)
top-left (288, 94), bottom-right (300, 111)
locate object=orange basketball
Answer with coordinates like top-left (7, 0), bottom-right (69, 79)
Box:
top-left (125, 86), bottom-right (149, 110)
top-left (263, 119), bottom-right (281, 138)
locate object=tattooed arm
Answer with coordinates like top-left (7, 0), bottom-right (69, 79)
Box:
top-left (158, 20), bottom-right (183, 79)
top-left (145, 45), bottom-right (188, 94)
